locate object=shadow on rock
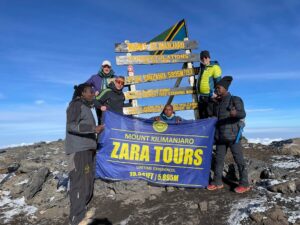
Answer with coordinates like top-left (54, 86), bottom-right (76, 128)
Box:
top-left (89, 218), bottom-right (112, 225)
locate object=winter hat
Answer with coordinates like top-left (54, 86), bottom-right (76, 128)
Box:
top-left (102, 60), bottom-right (111, 67)
top-left (216, 76), bottom-right (233, 90)
top-left (200, 50), bottom-right (210, 59)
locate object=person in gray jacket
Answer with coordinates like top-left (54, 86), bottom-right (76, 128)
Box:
top-left (65, 83), bottom-right (104, 225)
top-left (207, 76), bottom-right (250, 193)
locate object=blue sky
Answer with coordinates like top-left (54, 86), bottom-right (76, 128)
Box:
top-left (0, 0), bottom-right (300, 147)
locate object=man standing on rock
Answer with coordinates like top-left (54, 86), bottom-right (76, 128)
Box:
top-left (207, 76), bottom-right (250, 193)
top-left (197, 50), bottom-right (222, 119)
top-left (65, 83), bottom-right (104, 225)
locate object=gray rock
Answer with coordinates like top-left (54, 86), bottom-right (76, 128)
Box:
top-left (260, 168), bottom-right (275, 179)
top-left (24, 167), bottom-right (49, 199)
top-left (199, 201), bottom-right (208, 212)
top-left (250, 212), bottom-right (263, 223)
top-left (266, 205), bottom-right (289, 225)
top-left (19, 159), bottom-right (42, 173)
top-left (267, 180), bottom-right (296, 193)
top-left (295, 179), bottom-right (300, 192)
top-left (7, 162), bottom-right (20, 173)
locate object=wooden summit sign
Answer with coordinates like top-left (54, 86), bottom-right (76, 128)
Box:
top-left (124, 87), bottom-right (195, 100)
top-left (115, 40), bottom-right (198, 53)
top-left (115, 38), bottom-right (200, 116)
top-left (124, 68), bottom-right (198, 85)
top-left (116, 53), bottom-right (200, 65)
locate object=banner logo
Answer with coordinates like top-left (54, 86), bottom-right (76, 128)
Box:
top-left (152, 121), bottom-right (168, 133)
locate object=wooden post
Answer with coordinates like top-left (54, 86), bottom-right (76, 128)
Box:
top-left (125, 40), bottom-right (138, 109)
top-left (184, 37), bottom-right (199, 120)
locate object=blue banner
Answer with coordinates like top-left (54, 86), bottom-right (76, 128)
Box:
top-left (96, 111), bottom-right (217, 188)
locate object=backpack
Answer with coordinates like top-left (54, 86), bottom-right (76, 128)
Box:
top-left (228, 96), bottom-right (245, 143)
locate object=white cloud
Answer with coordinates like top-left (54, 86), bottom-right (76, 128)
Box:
top-left (247, 138), bottom-right (283, 145)
top-left (34, 100), bottom-right (45, 105)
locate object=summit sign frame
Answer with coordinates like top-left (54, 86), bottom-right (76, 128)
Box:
top-left (115, 39), bottom-right (200, 116)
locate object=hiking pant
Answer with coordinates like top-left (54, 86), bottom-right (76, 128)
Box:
top-left (212, 142), bottom-right (249, 187)
top-left (198, 96), bottom-right (213, 119)
top-left (69, 150), bottom-right (96, 225)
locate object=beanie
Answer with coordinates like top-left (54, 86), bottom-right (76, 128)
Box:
top-left (216, 76), bottom-right (233, 90)
top-left (200, 50), bottom-right (210, 59)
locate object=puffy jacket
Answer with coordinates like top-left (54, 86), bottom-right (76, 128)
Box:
top-left (65, 98), bottom-right (97, 154)
top-left (197, 61), bottom-right (222, 96)
top-left (95, 82), bottom-right (125, 115)
top-left (212, 93), bottom-right (246, 143)
top-left (86, 69), bottom-right (115, 93)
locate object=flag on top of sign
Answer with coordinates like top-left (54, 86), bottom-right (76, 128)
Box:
top-left (149, 19), bottom-right (188, 55)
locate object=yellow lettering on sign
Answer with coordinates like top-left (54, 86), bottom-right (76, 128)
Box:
top-left (140, 145), bottom-right (150, 161)
top-left (111, 141), bottom-right (120, 159)
top-left (154, 146), bottom-right (163, 162)
top-left (193, 149), bottom-right (203, 166)
top-left (129, 144), bottom-right (140, 161)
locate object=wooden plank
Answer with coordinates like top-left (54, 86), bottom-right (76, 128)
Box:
top-left (116, 53), bottom-right (200, 65)
top-left (124, 68), bottom-right (196, 85)
top-left (115, 40), bottom-right (198, 53)
top-left (106, 67), bottom-right (199, 85)
top-left (124, 87), bottom-right (195, 100)
top-left (123, 102), bottom-right (198, 115)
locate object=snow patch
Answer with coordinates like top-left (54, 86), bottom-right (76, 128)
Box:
top-left (0, 191), bottom-right (37, 223)
top-left (0, 174), bottom-right (7, 183)
top-left (227, 197), bottom-right (269, 225)
top-left (15, 179), bottom-right (29, 186)
top-left (248, 138), bottom-right (283, 145)
top-left (271, 155), bottom-right (300, 169)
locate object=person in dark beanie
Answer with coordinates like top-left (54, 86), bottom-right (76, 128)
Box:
top-left (95, 76), bottom-right (125, 115)
top-left (86, 60), bottom-right (116, 124)
top-left (207, 76), bottom-right (250, 193)
top-left (197, 50), bottom-right (222, 118)
top-left (65, 83), bottom-right (104, 225)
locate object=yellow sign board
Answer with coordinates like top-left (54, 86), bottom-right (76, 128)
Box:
top-left (123, 102), bottom-right (198, 115)
top-left (124, 87), bottom-right (195, 100)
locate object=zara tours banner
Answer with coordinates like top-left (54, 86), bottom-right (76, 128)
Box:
top-left (95, 111), bottom-right (217, 188)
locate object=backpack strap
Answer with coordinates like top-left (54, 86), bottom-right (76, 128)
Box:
top-left (96, 88), bottom-right (111, 100)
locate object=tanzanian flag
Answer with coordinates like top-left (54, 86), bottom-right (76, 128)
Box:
top-left (149, 19), bottom-right (188, 55)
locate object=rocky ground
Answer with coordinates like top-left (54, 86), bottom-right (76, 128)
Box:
top-left (0, 138), bottom-right (299, 225)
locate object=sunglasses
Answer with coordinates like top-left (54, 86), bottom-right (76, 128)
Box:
top-left (103, 65), bottom-right (111, 68)
top-left (115, 80), bottom-right (125, 85)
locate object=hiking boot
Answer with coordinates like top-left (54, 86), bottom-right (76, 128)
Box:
top-left (234, 186), bottom-right (250, 193)
top-left (207, 184), bottom-right (224, 191)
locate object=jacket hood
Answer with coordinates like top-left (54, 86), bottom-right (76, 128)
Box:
top-left (160, 113), bottom-right (175, 120)
top-left (98, 69), bottom-right (115, 78)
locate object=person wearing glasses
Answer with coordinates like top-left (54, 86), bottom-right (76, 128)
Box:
top-left (197, 50), bottom-right (222, 119)
top-left (95, 76), bottom-right (125, 115)
top-left (86, 60), bottom-right (116, 124)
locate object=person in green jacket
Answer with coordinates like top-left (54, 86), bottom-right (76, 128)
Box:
top-left (197, 50), bottom-right (222, 118)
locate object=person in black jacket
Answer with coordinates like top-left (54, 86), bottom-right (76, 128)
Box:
top-left (95, 76), bottom-right (125, 115)
top-left (66, 83), bottom-right (104, 225)
top-left (207, 76), bottom-right (250, 193)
